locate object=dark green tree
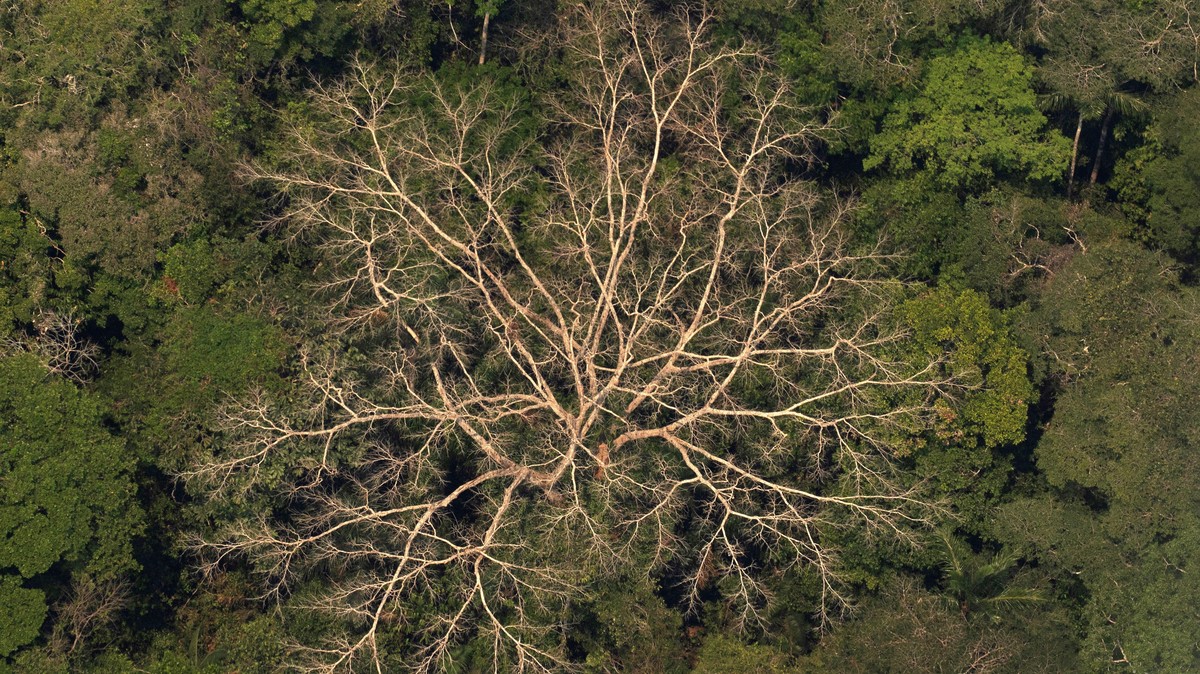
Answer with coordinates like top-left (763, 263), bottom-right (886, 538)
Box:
top-left (1024, 0), bottom-right (1198, 191)
top-left (818, 0), bottom-right (1007, 91)
top-left (1003, 240), bottom-right (1200, 671)
top-left (1112, 87), bottom-right (1200, 267)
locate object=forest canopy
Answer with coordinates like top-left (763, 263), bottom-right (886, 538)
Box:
top-left (0, 0), bottom-right (1197, 672)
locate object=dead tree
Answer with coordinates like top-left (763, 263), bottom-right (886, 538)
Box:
top-left (2, 309), bottom-right (98, 383)
top-left (48, 576), bottom-right (129, 657)
top-left (187, 2), bottom-right (948, 671)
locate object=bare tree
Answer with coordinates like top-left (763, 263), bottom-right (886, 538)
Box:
top-left (2, 309), bottom-right (98, 383)
top-left (187, 2), bottom-right (948, 671)
top-left (47, 576), bottom-right (129, 657)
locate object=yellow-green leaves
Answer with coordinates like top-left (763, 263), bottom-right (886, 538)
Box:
top-left (903, 286), bottom-right (1032, 450)
top-left (897, 286), bottom-right (1033, 531)
top-left (0, 355), bottom-right (142, 659)
top-left (0, 577), bottom-right (46, 658)
top-left (866, 37), bottom-right (1070, 191)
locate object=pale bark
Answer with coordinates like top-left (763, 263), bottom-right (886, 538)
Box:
top-left (478, 11), bottom-right (491, 65)
top-left (187, 3), bottom-right (949, 671)
top-left (1068, 111), bottom-right (1083, 197)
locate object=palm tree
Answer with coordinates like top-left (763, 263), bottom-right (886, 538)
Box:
top-left (1041, 89), bottom-right (1147, 197)
top-left (938, 531), bottom-right (1045, 620)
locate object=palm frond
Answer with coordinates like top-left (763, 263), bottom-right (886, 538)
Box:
top-left (1038, 92), bottom-right (1075, 112)
top-left (1106, 91), bottom-right (1149, 117)
top-left (979, 588), bottom-right (1046, 608)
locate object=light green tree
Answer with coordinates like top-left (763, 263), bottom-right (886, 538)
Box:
top-left (0, 354), bottom-right (142, 660)
top-left (865, 37), bottom-right (1070, 191)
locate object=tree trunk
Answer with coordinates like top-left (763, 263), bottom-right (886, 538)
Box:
top-left (478, 11), bottom-right (491, 65)
top-left (1068, 111), bottom-right (1083, 197)
top-left (1090, 107), bottom-right (1115, 185)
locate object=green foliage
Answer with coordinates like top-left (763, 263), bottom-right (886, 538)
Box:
top-left (854, 175), bottom-right (965, 280)
top-left (99, 304), bottom-right (286, 471)
top-left (7, 649), bottom-right (71, 674)
top-left (0, 355), bottom-right (142, 581)
top-left (803, 578), bottom-right (998, 673)
top-left (0, 577), bottom-right (46, 658)
top-left (233, 0), bottom-right (354, 65)
top-left (1112, 87), bottom-right (1200, 265)
top-left (805, 574), bottom-right (1079, 674)
top-left (690, 635), bottom-right (793, 673)
top-left (6, 120), bottom-right (207, 280)
top-left (904, 287), bottom-right (1031, 449)
top-left (1017, 242), bottom-right (1200, 532)
top-left (0, 0), bottom-right (162, 117)
top-left (900, 286), bottom-right (1032, 528)
top-left (818, 0), bottom-right (1006, 91)
top-left (0, 355), bottom-right (141, 661)
top-left (1031, 0), bottom-right (1200, 104)
top-left (220, 616), bottom-right (286, 674)
top-left (0, 209), bottom-right (55, 336)
top-left (475, 0), bottom-right (503, 17)
top-left (711, 1), bottom-right (836, 106)
top-left (945, 192), bottom-right (1111, 303)
top-left (163, 307), bottom-right (285, 392)
top-left (865, 37), bottom-right (1070, 190)
top-left (855, 181), bottom-right (1086, 303)
top-left (1106, 520), bottom-right (1200, 671)
top-left (237, 0), bottom-right (317, 52)
top-left (936, 533), bottom-right (1042, 620)
top-left (1003, 241), bottom-right (1200, 671)
top-left (160, 240), bottom-right (224, 305)
top-left (119, 575), bottom-right (287, 674)
top-left (577, 578), bottom-right (687, 673)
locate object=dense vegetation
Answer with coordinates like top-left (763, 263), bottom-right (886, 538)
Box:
top-left (1, 0), bottom-right (1197, 671)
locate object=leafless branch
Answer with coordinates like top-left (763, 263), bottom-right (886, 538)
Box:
top-left (187, 2), bottom-right (949, 671)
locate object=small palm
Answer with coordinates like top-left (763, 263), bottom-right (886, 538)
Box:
top-left (938, 532), bottom-right (1044, 620)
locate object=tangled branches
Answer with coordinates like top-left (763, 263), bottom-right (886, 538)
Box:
top-left (2, 309), bottom-right (98, 383)
top-left (188, 2), bottom-right (949, 671)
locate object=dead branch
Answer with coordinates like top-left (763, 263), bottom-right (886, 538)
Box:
top-left (187, 2), bottom-right (949, 671)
